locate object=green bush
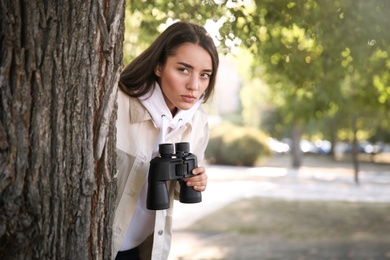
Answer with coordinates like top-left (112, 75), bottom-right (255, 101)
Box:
top-left (205, 123), bottom-right (271, 166)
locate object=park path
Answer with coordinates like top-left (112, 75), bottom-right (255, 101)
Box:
top-left (169, 155), bottom-right (390, 259)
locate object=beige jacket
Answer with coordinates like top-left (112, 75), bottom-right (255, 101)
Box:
top-left (112, 90), bottom-right (209, 259)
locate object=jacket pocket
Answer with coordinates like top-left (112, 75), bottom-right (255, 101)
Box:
top-left (116, 149), bottom-right (150, 200)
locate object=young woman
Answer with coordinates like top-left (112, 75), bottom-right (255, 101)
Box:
top-left (113, 21), bottom-right (219, 259)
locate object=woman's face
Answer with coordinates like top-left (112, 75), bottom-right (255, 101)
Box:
top-left (155, 43), bottom-right (213, 115)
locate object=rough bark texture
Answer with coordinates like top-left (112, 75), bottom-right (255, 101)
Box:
top-left (0, 0), bottom-right (124, 259)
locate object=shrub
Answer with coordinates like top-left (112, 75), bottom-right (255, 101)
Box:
top-left (205, 123), bottom-right (271, 166)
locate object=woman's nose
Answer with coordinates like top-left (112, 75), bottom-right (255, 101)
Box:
top-left (187, 75), bottom-right (199, 91)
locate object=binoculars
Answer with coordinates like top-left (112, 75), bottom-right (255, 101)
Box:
top-left (146, 142), bottom-right (202, 210)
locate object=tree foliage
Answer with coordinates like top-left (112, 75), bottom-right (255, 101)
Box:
top-left (224, 1), bottom-right (390, 133)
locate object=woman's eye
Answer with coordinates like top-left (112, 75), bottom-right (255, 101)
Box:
top-left (201, 73), bottom-right (211, 79)
top-left (179, 68), bottom-right (189, 73)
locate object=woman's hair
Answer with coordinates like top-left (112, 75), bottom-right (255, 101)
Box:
top-left (119, 21), bottom-right (219, 102)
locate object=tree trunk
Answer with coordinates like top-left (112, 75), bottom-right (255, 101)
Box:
top-left (0, 0), bottom-right (124, 259)
top-left (329, 128), bottom-right (336, 157)
top-left (351, 115), bottom-right (360, 184)
top-left (291, 123), bottom-right (303, 168)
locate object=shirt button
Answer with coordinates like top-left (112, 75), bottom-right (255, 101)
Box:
top-left (115, 228), bottom-right (121, 234)
top-left (158, 230), bottom-right (163, 235)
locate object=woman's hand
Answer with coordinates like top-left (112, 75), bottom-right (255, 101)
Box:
top-left (184, 166), bottom-right (208, 192)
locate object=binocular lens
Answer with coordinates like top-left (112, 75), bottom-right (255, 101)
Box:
top-left (175, 142), bottom-right (190, 153)
top-left (159, 143), bottom-right (174, 156)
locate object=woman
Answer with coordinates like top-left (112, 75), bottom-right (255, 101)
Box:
top-left (113, 21), bottom-right (219, 259)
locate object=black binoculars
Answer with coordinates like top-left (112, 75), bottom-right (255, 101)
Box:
top-left (146, 142), bottom-right (202, 210)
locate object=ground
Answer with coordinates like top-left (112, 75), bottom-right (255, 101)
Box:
top-left (173, 198), bottom-right (390, 260)
top-left (169, 154), bottom-right (390, 260)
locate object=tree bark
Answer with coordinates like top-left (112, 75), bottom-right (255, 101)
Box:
top-left (291, 123), bottom-right (303, 168)
top-left (351, 115), bottom-right (360, 184)
top-left (0, 0), bottom-right (124, 259)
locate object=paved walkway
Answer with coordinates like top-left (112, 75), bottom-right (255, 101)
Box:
top-left (169, 159), bottom-right (390, 259)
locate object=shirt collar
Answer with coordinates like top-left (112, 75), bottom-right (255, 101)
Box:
top-left (128, 94), bottom-right (195, 134)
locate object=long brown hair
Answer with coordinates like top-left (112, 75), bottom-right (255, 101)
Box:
top-left (119, 21), bottom-right (219, 102)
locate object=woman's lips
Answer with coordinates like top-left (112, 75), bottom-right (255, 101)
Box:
top-left (181, 95), bottom-right (196, 103)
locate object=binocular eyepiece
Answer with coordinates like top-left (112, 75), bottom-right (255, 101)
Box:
top-left (146, 142), bottom-right (202, 210)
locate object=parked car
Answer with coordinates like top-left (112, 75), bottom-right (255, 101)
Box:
top-left (267, 137), bottom-right (290, 154)
top-left (342, 141), bottom-right (383, 154)
top-left (300, 140), bottom-right (320, 154)
top-left (314, 139), bottom-right (332, 155)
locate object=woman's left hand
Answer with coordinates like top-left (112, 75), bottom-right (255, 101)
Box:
top-left (184, 166), bottom-right (208, 192)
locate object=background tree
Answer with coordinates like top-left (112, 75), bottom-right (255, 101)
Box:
top-left (221, 0), bottom-right (390, 178)
top-left (0, 1), bottom-right (124, 259)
